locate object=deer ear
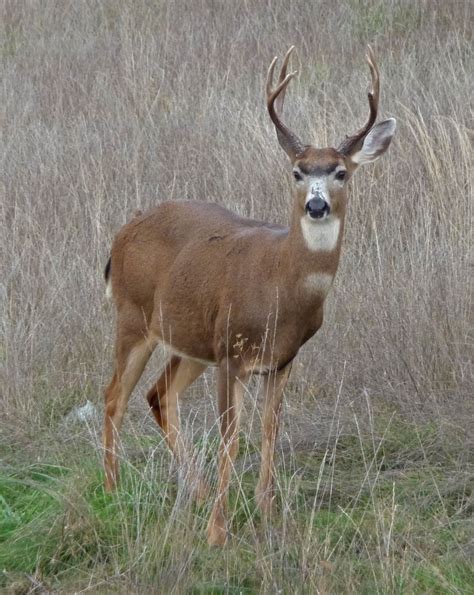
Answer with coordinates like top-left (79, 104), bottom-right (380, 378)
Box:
top-left (349, 118), bottom-right (396, 166)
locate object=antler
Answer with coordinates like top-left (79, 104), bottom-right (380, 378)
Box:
top-left (338, 45), bottom-right (380, 155)
top-left (266, 46), bottom-right (305, 160)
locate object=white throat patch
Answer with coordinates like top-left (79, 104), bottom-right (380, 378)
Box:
top-left (300, 216), bottom-right (340, 252)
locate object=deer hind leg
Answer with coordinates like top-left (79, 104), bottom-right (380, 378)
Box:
top-left (146, 356), bottom-right (208, 500)
top-left (255, 364), bottom-right (291, 519)
top-left (103, 331), bottom-right (157, 491)
top-left (207, 363), bottom-right (245, 547)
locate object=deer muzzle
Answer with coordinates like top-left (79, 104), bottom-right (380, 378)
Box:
top-left (305, 197), bottom-right (330, 219)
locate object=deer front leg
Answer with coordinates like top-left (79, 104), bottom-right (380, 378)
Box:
top-left (255, 364), bottom-right (291, 518)
top-left (207, 363), bottom-right (244, 547)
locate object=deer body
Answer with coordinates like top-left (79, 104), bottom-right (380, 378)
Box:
top-left (109, 194), bottom-right (343, 371)
top-left (103, 47), bottom-right (396, 546)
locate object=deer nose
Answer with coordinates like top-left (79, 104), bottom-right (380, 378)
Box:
top-left (305, 197), bottom-right (330, 219)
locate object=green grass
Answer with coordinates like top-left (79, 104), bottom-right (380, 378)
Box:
top-left (1, 415), bottom-right (472, 593)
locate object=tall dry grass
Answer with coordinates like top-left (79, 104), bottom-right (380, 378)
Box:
top-left (2, 0), bottom-right (471, 431)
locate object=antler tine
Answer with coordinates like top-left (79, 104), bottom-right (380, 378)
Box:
top-left (365, 44), bottom-right (380, 120)
top-left (274, 45), bottom-right (295, 114)
top-left (338, 45), bottom-right (380, 155)
top-left (266, 48), bottom-right (305, 160)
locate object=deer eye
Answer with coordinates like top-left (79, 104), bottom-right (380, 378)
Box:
top-left (335, 170), bottom-right (347, 181)
top-left (293, 170), bottom-right (303, 181)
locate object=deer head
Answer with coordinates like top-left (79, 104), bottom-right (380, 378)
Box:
top-left (266, 46), bottom-right (396, 223)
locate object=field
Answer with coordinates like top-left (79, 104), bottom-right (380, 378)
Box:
top-left (1, 0), bottom-right (473, 592)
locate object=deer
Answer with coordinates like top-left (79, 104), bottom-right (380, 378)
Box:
top-left (102, 46), bottom-right (396, 546)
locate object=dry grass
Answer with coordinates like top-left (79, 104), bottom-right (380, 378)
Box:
top-left (1, 0), bottom-right (473, 592)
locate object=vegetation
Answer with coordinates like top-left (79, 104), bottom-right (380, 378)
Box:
top-left (1, 0), bottom-right (472, 592)
top-left (1, 412), bottom-right (472, 593)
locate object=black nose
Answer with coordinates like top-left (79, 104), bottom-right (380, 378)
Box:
top-left (305, 197), bottom-right (330, 219)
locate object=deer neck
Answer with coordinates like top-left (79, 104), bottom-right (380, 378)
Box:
top-left (279, 200), bottom-right (346, 295)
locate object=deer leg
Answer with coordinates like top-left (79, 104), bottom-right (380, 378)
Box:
top-left (255, 364), bottom-right (291, 518)
top-left (146, 356), bottom-right (207, 459)
top-left (103, 334), bottom-right (157, 491)
top-left (146, 356), bottom-right (181, 437)
top-left (146, 356), bottom-right (208, 500)
top-left (207, 363), bottom-right (245, 547)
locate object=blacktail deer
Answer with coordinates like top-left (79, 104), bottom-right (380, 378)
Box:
top-left (103, 46), bottom-right (396, 546)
